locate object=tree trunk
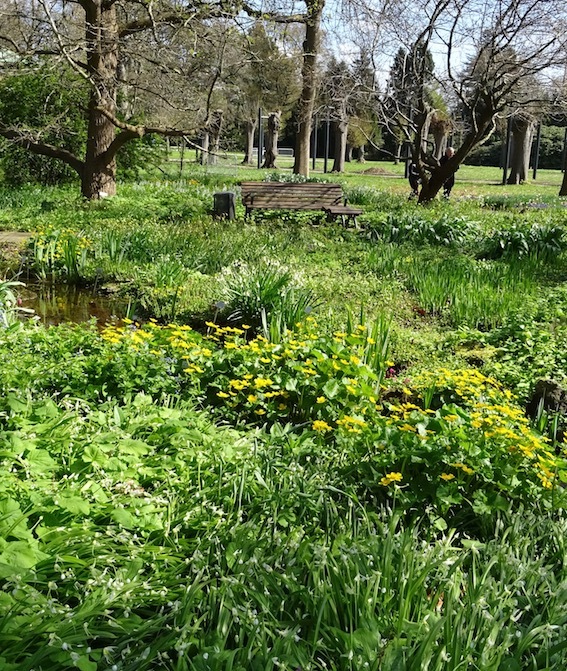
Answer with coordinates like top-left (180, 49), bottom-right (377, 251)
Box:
top-left (559, 170), bottom-right (567, 196)
top-left (346, 144), bottom-right (353, 162)
top-left (207, 109), bottom-right (223, 165)
top-left (242, 119), bottom-right (257, 164)
top-left (200, 133), bottom-right (209, 165)
top-left (331, 118), bottom-right (348, 173)
top-left (394, 142), bottom-right (403, 164)
top-left (432, 127), bottom-right (447, 160)
top-left (507, 116), bottom-right (535, 184)
top-left (82, 0), bottom-right (119, 199)
top-left (293, 0), bottom-right (323, 177)
top-left (262, 111), bottom-right (281, 169)
top-left (356, 145), bottom-right (366, 162)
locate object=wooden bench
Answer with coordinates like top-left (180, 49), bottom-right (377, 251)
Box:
top-left (241, 181), bottom-right (363, 226)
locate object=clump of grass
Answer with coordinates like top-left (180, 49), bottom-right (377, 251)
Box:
top-left (218, 260), bottom-right (318, 337)
top-left (403, 256), bottom-right (537, 328)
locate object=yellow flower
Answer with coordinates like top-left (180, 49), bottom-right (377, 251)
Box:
top-left (247, 394), bottom-right (258, 404)
top-left (440, 473), bottom-right (455, 481)
top-left (312, 420), bottom-right (332, 433)
top-left (216, 391), bottom-right (229, 398)
top-left (229, 379), bottom-right (247, 390)
top-left (453, 463), bottom-right (474, 475)
top-left (316, 396), bottom-right (326, 404)
top-left (380, 472), bottom-right (403, 486)
top-left (254, 377), bottom-right (273, 389)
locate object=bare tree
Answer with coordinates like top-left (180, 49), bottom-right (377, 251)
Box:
top-left (401, 0), bottom-right (567, 202)
top-left (0, 0), bottom-right (252, 198)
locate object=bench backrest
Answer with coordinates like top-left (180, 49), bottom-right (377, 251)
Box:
top-left (241, 181), bottom-right (343, 210)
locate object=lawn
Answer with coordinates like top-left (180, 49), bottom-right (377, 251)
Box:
top-left (1, 164), bottom-right (567, 669)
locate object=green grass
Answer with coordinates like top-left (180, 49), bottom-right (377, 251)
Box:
top-left (1, 169), bottom-right (567, 669)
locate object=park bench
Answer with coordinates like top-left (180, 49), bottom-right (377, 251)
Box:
top-left (240, 181), bottom-right (363, 226)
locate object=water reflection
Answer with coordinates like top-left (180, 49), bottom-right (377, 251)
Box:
top-left (20, 285), bottom-right (130, 326)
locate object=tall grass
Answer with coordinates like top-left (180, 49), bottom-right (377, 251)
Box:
top-left (403, 256), bottom-right (537, 328)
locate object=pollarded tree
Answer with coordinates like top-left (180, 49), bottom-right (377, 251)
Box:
top-left (236, 23), bottom-right (301, 166)
top-left (347, 49), bottom-right (381, 162)
top-left (319, 57), bottom-right (355, 173)
top-left (405, 0), bottom-right (567, 203)
top-left (506, 113), bottom-right (537, 184)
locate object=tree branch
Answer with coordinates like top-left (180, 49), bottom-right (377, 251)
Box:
top-left (0, 126), bottom-right (84, 176)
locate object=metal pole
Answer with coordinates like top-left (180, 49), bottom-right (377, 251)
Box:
top-left (324, 110), bottom-right (330, 174)
top-left (311, 115), bottom-right (317, 171)
top-left (532, 123), bottom-right (542, 180)
top-left (502, 117), bottom-right (512, 185)
top-left (257, 107), bottom-right (262, 169)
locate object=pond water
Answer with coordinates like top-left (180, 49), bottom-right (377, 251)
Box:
top-left (20, 285), bottom-right (131, 326)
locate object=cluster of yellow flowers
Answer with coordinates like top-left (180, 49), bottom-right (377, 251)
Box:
top-left (410, 368), bottom-right (557, 489)
top-left (99, 321), bottom-right (561, 497)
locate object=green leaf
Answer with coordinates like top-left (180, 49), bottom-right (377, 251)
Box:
top-left (0, 540), bottom-right (49, 574)
top-left (432, 516), bottom-right (448, 531)
top-left (25, 448), bottom-right (58, 475)
top-left (7, 393), bottom-right (29, 414)
top-left (77, 656), bottom-right (98, 671)
top-left (0, 498), bottom-right (30, 540)
top-left (112, 508), bottom-right (136, 528)
top-left (322, 378), bottom-right (341, 398)
top-left (57, 495), bottom-right (90, 516)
